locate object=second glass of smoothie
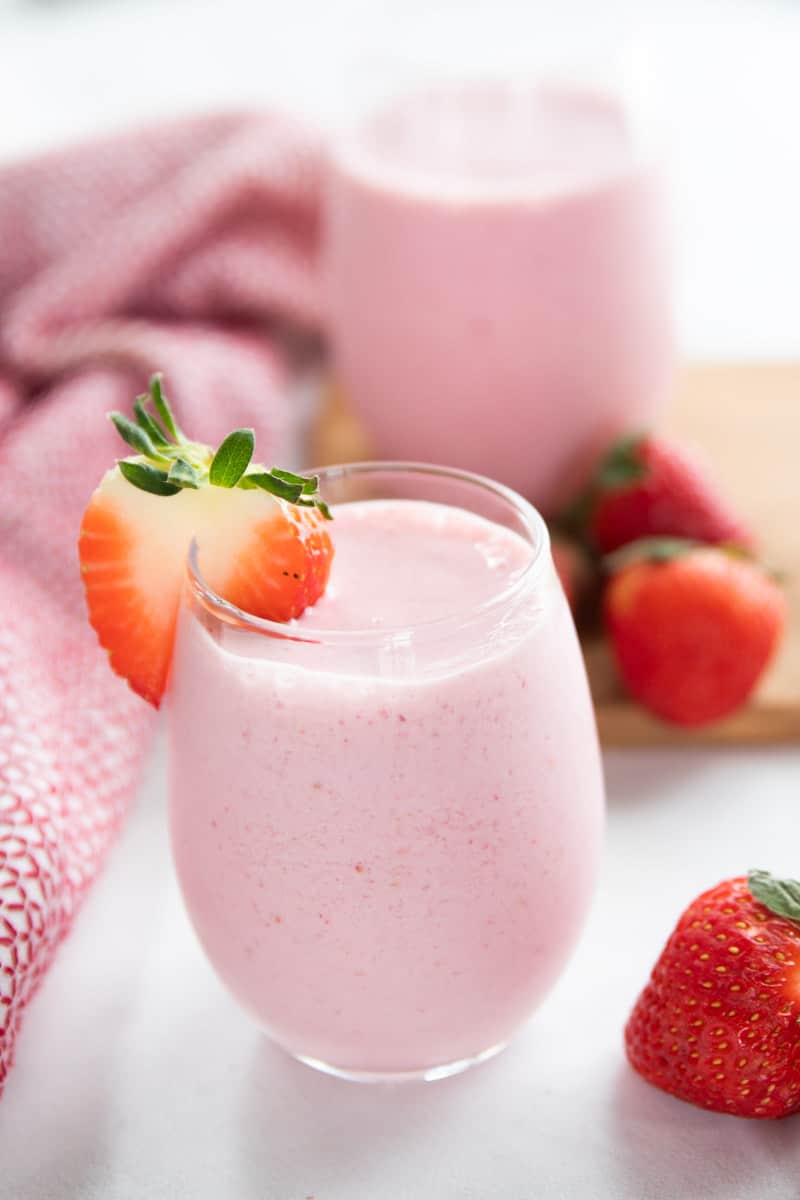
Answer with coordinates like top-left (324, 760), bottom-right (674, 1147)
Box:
top-left (323, 81), bottom-right (674, 511)
top-left (169, 463), bottom-right (605, 1080)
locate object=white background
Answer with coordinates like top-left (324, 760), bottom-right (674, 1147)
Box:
top-left (1, 1), bottom-right (799, 1197)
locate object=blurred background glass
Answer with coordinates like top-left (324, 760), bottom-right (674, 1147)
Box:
top-left (1, 0), bottom-right (798, 365)
top-left (324, 71), bottom-right (674, 507)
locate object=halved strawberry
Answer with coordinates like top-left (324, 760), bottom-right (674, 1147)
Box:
top-left (78, 375), bottom-right (333, 707)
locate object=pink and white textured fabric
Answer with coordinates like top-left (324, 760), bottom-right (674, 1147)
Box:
top-left (0, 112), bottom-right (324, 1091)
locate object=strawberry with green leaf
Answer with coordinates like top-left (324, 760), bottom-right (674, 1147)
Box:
top-left (78, 374), bottom-right (333, 707)
top-left (626, 870), bottom-right (800, 1119)
top-left (572, 434), bottom-right (755, 555)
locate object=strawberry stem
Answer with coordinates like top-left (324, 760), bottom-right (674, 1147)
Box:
top-left (110, 374), bottom-right (333, 518)
top-left (596, 434), bottom-right (648, 490)
top-left (553, 433), bottom-right (647, 542)
top-left (167, 458), bottom-right (202, 489)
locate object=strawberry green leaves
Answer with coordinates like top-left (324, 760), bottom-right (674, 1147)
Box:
top-left (748, 870), bottom-right (800, 924)
top-left (111, 376), bottom-right (191, 496)
top-left (238, 467), bottom-right (332, 517)
top-left (110, 412), bottom-right (163, 459)
top-left (596, 434), bottom-right (648, 490)
top-left (108, 372), bottom-right (333, 518)
top-left (209, 429), bottom-right (255, 488)
top-left (111, 374), bottom-right (184, 460)
top-left (133, 395), bottom-right (171, 447)
top-left (241, 469), bottom-right (308, 502)
top-left (150, 372), bottom-right (182, 441)
top-left (118, 461), bottom-right (181, 496)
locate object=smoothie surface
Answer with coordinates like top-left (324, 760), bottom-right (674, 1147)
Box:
top-left (295, 499), bottom-right (534, 632)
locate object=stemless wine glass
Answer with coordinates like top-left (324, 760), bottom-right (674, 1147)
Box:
top-left (323, 76), bottom-right (674, 511)
top-left (168, 463), bottom-right (604, 1081)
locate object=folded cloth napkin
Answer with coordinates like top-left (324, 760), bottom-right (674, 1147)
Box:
top-left (0, 112), bottom-right (323, 1091)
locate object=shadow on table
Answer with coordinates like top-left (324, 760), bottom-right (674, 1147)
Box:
top-left (235, 1036), bottom-right (501, 1199)
top-left (610, 1062), bottom-right (800, 1199)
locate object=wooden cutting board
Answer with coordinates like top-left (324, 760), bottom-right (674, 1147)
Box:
top-left (312, 364), bottom-right (800, 746)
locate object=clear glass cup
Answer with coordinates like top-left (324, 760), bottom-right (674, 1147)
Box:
top-left (168, 463), bottom-right (605, 1081)
top-left (322, 75), bottom-right (674, 512)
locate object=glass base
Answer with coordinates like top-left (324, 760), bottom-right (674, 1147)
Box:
top-left (293, 1039), bottom-right (508, 1083)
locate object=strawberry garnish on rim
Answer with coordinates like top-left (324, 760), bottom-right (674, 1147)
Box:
top-left (78, 374), bottom-right (333, 708)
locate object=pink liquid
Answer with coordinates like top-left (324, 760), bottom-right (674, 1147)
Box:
top-left (324, 84), bottom-right (674, 510)
top-left (169, 494), bottom-right (604, 1076)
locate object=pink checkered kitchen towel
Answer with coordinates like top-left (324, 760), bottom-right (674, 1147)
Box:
top-left (0, 111), bottom-right (323, 1091)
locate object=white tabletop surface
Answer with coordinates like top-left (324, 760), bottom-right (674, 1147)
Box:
top-left (3, 741), bottom-right (800, 1199)
top-left (1, 1), bottom-right (799, 1197)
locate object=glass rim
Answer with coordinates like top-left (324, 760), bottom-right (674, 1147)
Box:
top-left (185, 460), bottom-right (550, 647)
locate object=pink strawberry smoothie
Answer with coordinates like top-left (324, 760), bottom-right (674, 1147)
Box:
top-left (168, 484), bottom-right (604, 1077)
top-left (324, 82), bottom-right (674, 510)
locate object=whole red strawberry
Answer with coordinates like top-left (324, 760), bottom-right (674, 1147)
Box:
top-left (626, 870), bottom-right (800, 1119)
top-left (604, 540), bottom-right (785, 726)
top-left (583, 434), bottom-right (754, 554)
